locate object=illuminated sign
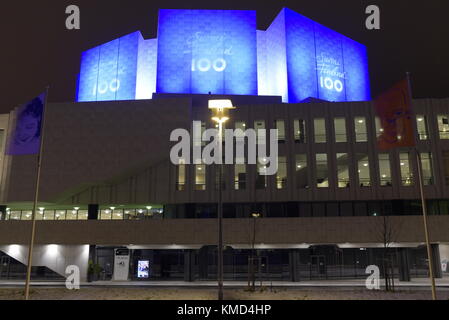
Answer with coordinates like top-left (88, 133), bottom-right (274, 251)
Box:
top-left (137, 260), bottom-right (150, 279)
top-left (76, 8), bottom-right (370, 103)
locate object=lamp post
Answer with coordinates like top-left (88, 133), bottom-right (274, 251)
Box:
top-left (209, 100), bottom-right (235, 300)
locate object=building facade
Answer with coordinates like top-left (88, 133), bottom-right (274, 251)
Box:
top-left (0, 95), bottom-right (449, 282)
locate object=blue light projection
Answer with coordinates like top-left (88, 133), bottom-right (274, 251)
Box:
top-left (258, 8), bottom-right (370, 103)
top-left (77, 31), bottom-right (155, 102)
top-left (156, 9), bottom-right (258, 95)
top-left (76, 8), bottom-right (370, 103)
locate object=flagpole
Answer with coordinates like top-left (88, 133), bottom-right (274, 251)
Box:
top-left (24, 86), bottom-right (50, 300)
top-left (406, 73), bottom-right (437, 300)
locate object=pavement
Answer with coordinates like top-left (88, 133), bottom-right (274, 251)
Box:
top-left (1, 277), bottom-right (449, 289)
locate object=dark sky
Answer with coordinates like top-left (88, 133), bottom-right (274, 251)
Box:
top-left (3, 0), bottom-right (449, 113)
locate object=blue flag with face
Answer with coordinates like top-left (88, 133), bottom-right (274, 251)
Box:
top-left (6, 93), bottom-right (45, 155)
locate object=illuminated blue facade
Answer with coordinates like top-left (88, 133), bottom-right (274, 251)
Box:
top-left (76, 8), bottom-right (370, 103)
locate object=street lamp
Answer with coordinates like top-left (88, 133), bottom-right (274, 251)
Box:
top-left (209, 99), bottom-right (235, 301)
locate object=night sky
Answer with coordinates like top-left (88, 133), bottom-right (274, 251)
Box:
top-left (3, 0), bottom-right (449, 113)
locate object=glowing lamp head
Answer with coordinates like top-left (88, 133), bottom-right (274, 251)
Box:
top-left (208, 99), bottom-right (235, 123)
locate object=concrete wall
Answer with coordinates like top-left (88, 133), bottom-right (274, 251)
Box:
top-left (0, 244), bottom-right (89, 281)
top-left (0, 216), bottom-right (448, 246)
top-left (2, 97), bottom-right (449, 205)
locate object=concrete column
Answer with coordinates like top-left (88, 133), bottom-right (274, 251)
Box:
top-left (431, 244), bottom-right (442, 279)
top-left (184, 250), bottom-right (194, 282)
top-left (289, 250), bottom-right (300, 282)
top-left (398, 248), bottom-right (411, 282)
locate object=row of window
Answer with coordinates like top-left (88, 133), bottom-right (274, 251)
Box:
top-left (1, 208), bottom-right (164, 221)
top-left (194, 114), bottom-right (449, 144)
top-left (4, 199), bottom-right (449, 221)
top-left (164, 200), bottom-right (449, 219)
top-left (177, 151), bottom-right (435, 191)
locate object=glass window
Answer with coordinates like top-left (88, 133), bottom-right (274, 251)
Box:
top-left (314, 118), bottom-right (326, 143)
top-left (357, 154), bottom-right (371, 187)
top-left (334, 118), bottom-right (347, 142)
top-left (195, 164), bottom-right (206, 191)
top-left (442, 151), bottom-right (449, 186)
top-left (416, 115), bottom-right (428, 140)
top-left (9, 211), bottom-right (21, 220)
top-left (275, 120), bottom-right (285, 141)
top-left (420, 152), bottom-right (434, 186)
top-left (355, 117), bottom-right (368, 142)
top-left (234, 159), bottom-right (246, 190)
top-left (438, 115), bottom-right (449, 139)
top-left (254, 120), bottom-right (266, 145)
top-left (375, 116), bottom-right (383, 138)
top-left (177, 159), bottom-right (186, 191)
top-left (256, 162), bottom-right (267, 189)
top-left (22, 211), bottom-right (32, 221)
top-left (295, 154), bottom-right (309, 189)
top-left (235, 121), bottom-right (246, 131)
top-left (55, 210), bottom-right (66, 220)
top-left (400, 152), bottom-right (414, 186)
top-left (112, 209), bottom-right (124, 220)
top-left (354, 202), bottom-right (368, 216)
top-left (336, 153), bottom-right (350, 188)
top-left (193, 121), bottom-right (206, 147)
top-left (66, 210), bottom-right (78, 220)
top-left (294, 119), bottom-right (306, 143)
top-left (43, 210), bottom-right (55, 221)
top-left (340, 202), bottom-right (353, 216)
top-left (276, 156), bottom-right (287, 189)
top-left (378, 154), bottom-right (392, 186)
top-left (100, 209), bottom-right (112, 220)
top-left (78, 210), bottom-right (88, 220)
top-left (316, 154), bottom-right (329, 188)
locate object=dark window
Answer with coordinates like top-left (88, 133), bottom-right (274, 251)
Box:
top-left (340, 202), bottom-right (353, 217)
top-left (312, 203), bottom-right (326, 217)
top-left (326, 203), bottom-right (339, 217)
top-left (354, 202), bottom-right (367, 216)
top-left (299, 203), bottom-right (312, 217)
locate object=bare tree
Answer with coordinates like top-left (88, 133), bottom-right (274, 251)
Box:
top-left (373, 214), bottom-right (403, 291)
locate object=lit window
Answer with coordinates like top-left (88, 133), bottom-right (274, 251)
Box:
top-left (420, 152), bottom-right (434, 186)
top-left (256, 162), bottom-right (267, 189)
top-left (400, 152), bottom-right (414, 186)
top-left (354, 117), bottom-right (368, 142)
top-left (336, 153), bottom-right (350, 188)
top-left (334, 118), bottom-right (347, 143)
top-left (375, 116), bottom-right (383, 138)
top-left (100, 209), bottom-right (112, 220)
top-left (416, 115), bottom-right (428, 140)
top-left (357, 154), bottom-right (371, 187)
top-left (314, 119), bottom-right (326, 143)
top-left (295, 154), bottom-right (308, 189)
top-left (195, 164), bottom-right (206, 191)
top-left (294, 119), bottom-right (306, 143)
top-left (276, 156), bottom-right (287, 189)
top-left (275, 120), bottom-right (285, 141)
top-left (316, 154), bottom-right (329, 188)
top-left (254, 120), bottom-right (266, 145)
top-left (438, 115), bottom-right (449, 139)
top-left (234, 158), bottom-right (246, 190)
top-left (378, 154), bottom-right (392, 186)
top-left (177, 159), bottom-right (186, 191)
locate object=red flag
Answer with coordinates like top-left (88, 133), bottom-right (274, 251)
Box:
top-left (374, 79), bottom-right (416, 151)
